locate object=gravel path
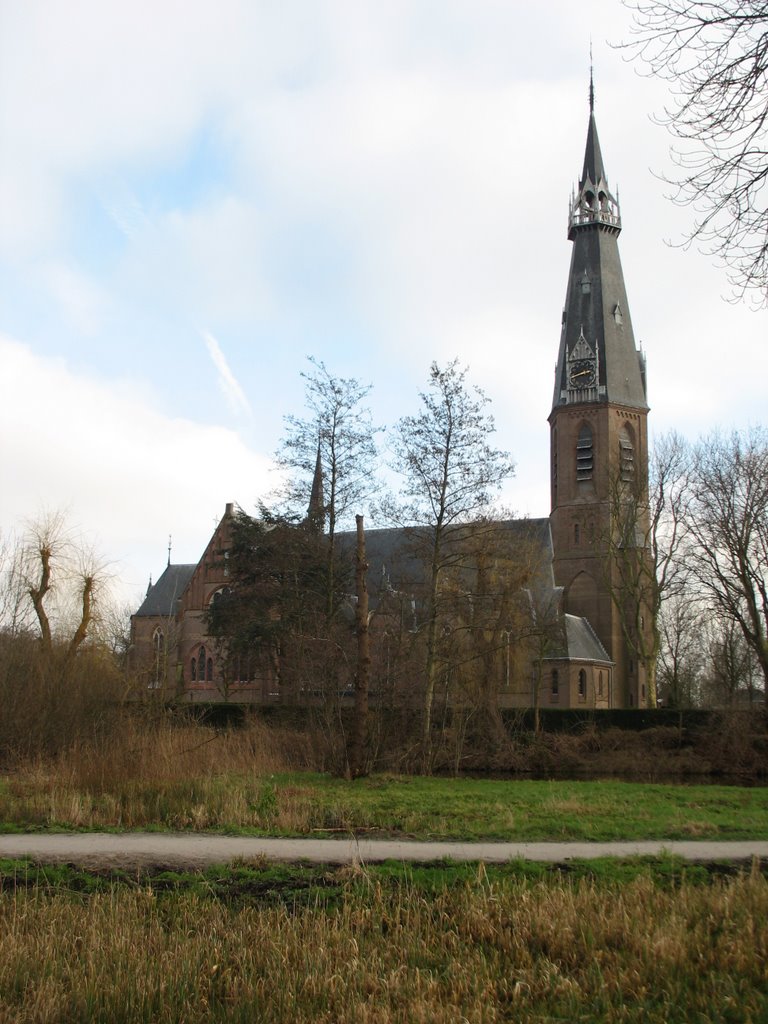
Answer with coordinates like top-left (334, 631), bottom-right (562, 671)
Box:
top-left (1, 833), bottom-right (767, 870)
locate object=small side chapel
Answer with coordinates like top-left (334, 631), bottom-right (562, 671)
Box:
top-left (130, 85), bottom-right (652, 710)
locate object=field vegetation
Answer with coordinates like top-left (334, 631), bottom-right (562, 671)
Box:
top-left (0, 714), bottom-right (766, 839)
top-left (0, 856), bottom-right (765, 1022)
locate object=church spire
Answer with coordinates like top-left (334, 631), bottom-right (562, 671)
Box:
top-left (306, 437), bottom-right (325, 532)
top-left (552, 81), bottom-right (647, 413)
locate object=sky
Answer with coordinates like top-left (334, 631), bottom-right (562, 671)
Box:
top-left (1, 0), bottom-right (765, 613)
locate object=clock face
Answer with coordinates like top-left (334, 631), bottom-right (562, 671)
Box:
top-left (569, 359), bottom-right (596, 388)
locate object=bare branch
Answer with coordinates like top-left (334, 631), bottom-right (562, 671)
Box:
top-left (621, 0), bottom-right (768, 303)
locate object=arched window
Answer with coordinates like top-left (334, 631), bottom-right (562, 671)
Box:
top-left (598, 671), bottom-right (604, 697)
top-left (191, 658), bottom-right (197, 682)
top-left (551, 670), bottom-right (559, 697)
top-left (578, 669), bottom-right (587, 698)
top-left (197, 646), bottom-right (206, 683)
top-left (151, 628), bottom-right (164, 687)
top-left (206, 657), bottom-right (213, 682)
top-left (576, 423), bottom-right (593, 481)
top-left (620, 424), bottom-right (635, 482)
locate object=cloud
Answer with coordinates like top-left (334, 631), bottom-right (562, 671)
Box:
top-left (41, 262), bottom-right (108, 336)
top-left (202, 330), bottom-right (252, 416)
top-left (0, 334), bottom-right (274, 600)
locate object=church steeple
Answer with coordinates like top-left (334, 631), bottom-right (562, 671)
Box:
top-left (552, 86), bottom-right (647, 414)
top-left (548, 81), bottom-right (652, 711)
top-left (306, 437), bottom-right (326, 533)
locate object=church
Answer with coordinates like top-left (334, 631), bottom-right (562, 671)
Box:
top-left (130, 87), bottom-right (652, 711)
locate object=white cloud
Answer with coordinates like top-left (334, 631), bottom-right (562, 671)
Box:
top-left (202, 330), bottom-right (252, 416)
top-left (41, 262), bottom-right (108, 336)
top-left (0, 334), bottom-right (274, 600)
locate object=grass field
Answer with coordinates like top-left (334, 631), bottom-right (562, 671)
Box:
top-left (1, 767), bottom-right (766, 840)
top-left (1, 719), bottom-right (766, 1021)
top-left (0, 856), bottom-right (764, 1022)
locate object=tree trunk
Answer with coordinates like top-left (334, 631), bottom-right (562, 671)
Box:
top-left (350, 515), bottom-right (370, 778)
top-left (421, 565), bottom-right (441, 774)
top-left (66, 575), bottom-right (94, 665)
top-left (29, 544), bottom-right (53, 654)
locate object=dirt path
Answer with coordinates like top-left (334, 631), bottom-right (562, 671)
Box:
top-left (1, 833), bottom-right (767, 870)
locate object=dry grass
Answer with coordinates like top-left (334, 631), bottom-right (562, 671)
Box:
top-left (0, 713), bottom-right (316, 831)
top-left (0, 866), bottom-right (764, 1021)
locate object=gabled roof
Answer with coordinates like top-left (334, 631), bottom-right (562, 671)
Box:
top-left (134, 563), bottom-right (195, 617)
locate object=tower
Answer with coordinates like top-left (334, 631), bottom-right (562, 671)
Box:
top-left (549, 83), bottom-right (651, 708)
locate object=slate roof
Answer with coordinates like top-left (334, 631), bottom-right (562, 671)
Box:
top-left (336, 518), bottom-right (554, 600)
top-left (134, 563), bottom-right (196, 617)
top-left (544, 612), bottom-right (612, 664)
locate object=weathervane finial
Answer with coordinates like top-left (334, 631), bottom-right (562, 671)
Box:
top-left (589, 40), bottom-right (594, 113)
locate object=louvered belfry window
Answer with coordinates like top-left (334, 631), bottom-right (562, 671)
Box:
top-left (576, 423), bottom-right (593, 481)
top-left (620, 426), bottom-right (635, 481)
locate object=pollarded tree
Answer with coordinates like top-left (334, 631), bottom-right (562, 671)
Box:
top-left (10, 511), bottom-right (112, 667)
top-left (622, 0), bottom-right (768, 302)
top-left (387, 360), bottom-right (515, 770)
top-left (686, 427), bottom-right (768, 690)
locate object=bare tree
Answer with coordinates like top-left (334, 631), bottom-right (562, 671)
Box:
top-left (603, 432), bottom-right (691, 707)
top-left (621, 0), bottom-right (768, 302)
top-left (11, 512), bottom-right (113, 667)
top-left (703, 612), bottom-right (763, 706)
top-left (0, 531), bottom-right (35, 637)
top-left (686, 427), bottom-right (768, 689)
top-left (277, 358), bottom-right (381, 614)
top-left (348, 515), bottom-right (371, 779)
top-left (657, 591), bottom-right (705, 707)
top-left (387, 360), bottom-right (515, 770)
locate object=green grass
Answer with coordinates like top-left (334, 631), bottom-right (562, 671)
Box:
top-left (1, 770), bottom-right (767, 840)
top-left (281, 772), bottom-right (768, 840)
top-left (0, 852), bottom-right (755, 905)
